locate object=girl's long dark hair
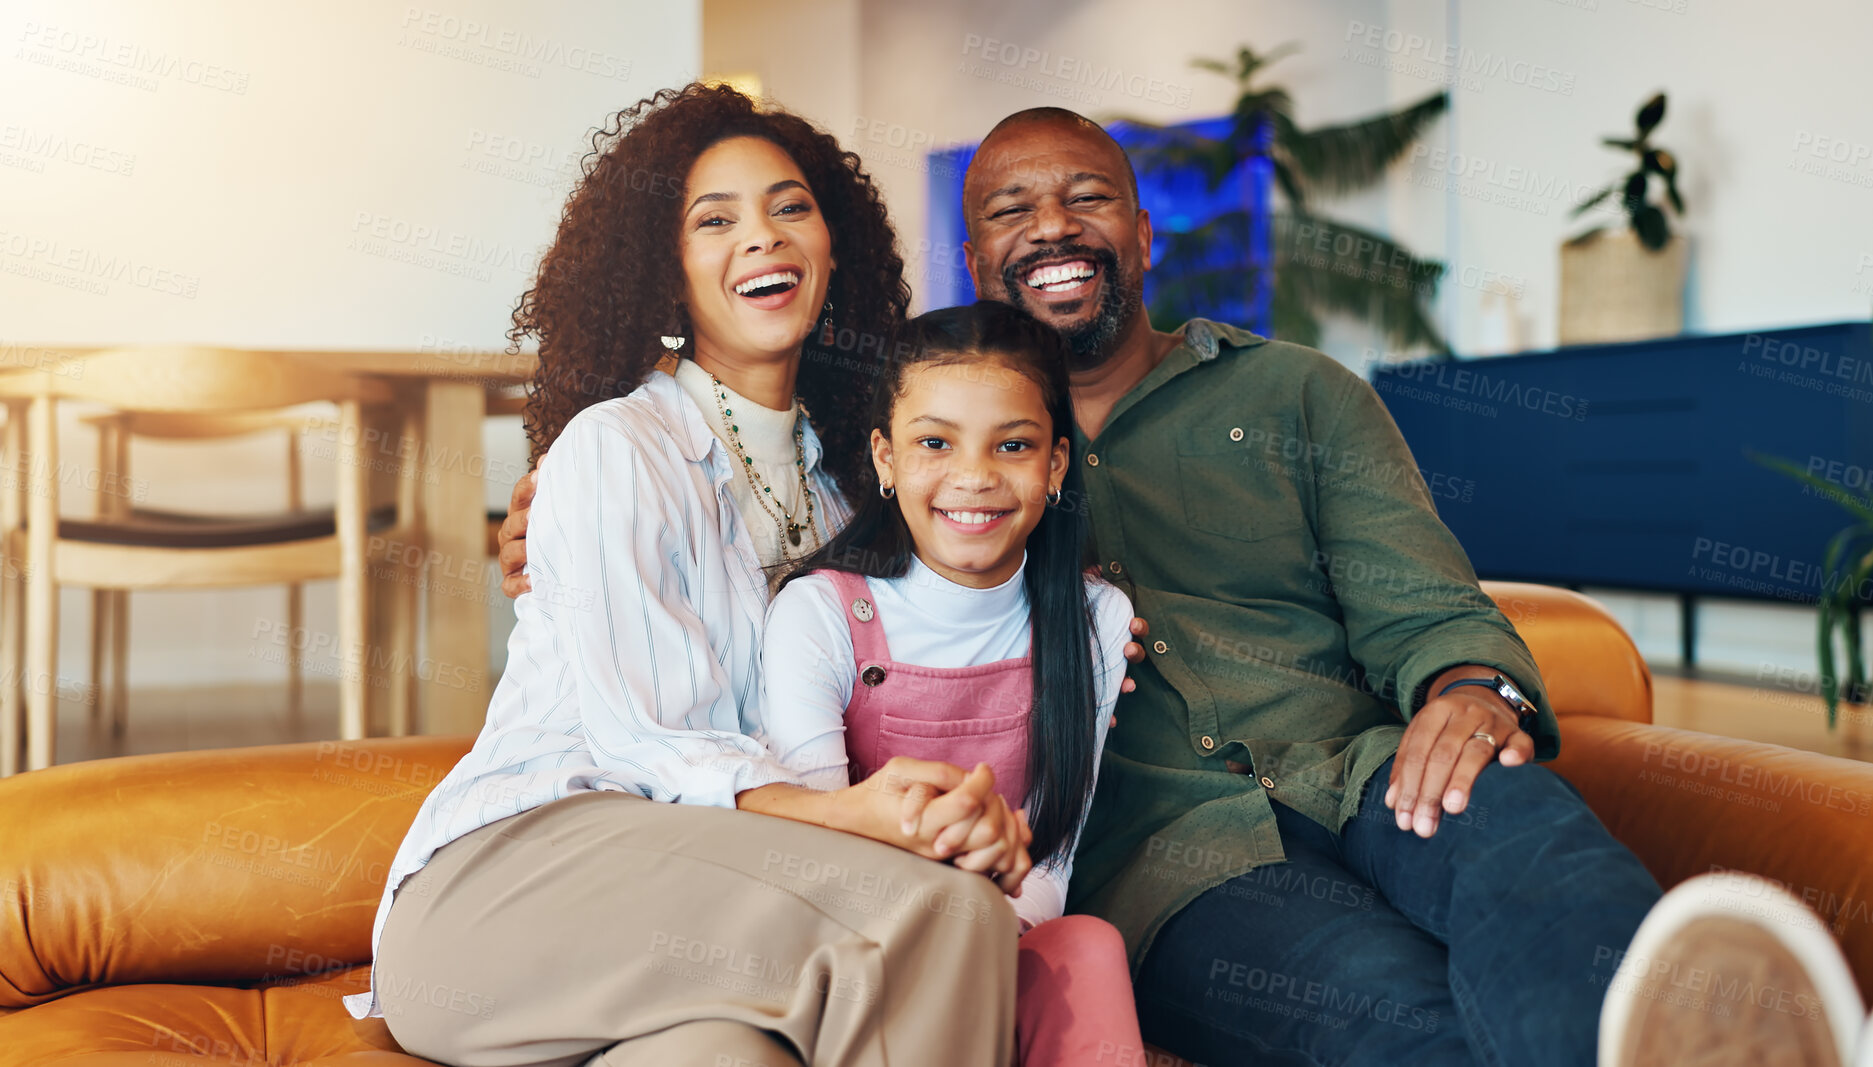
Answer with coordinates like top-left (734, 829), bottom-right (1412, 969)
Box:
top-left (778, 301), bottom-right (1098, 868)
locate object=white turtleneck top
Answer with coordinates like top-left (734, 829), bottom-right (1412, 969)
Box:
top-left (672, 357), bottom-right (826, 575)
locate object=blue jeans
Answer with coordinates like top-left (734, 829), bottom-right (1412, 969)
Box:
top-left (1136, 757), bottom-right (1661, 1067)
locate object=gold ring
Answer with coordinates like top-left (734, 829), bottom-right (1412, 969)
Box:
top-left (1469, 731), bottom-right (1498, 749)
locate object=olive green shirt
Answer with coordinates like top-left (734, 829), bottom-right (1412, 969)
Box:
top-left (1063, 320), bottom-right (1558, 972)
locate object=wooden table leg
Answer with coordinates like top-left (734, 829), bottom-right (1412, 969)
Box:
top-left (419, 380), bottom-right (489, 735)
top-left (365, 391), bottom-right (422, 737)
top-left (1, 401), bottom-right (25, 776)
top-left (25, 394), bottom-right (57, 770)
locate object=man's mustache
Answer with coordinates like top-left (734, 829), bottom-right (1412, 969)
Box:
top-left (1000, 245), bottom-right (1120, 292)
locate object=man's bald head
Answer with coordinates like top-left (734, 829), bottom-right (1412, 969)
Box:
top-left (965, 108), bottom-right (1140, 213)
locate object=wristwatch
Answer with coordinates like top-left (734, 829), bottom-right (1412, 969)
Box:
top-left (1439, 673), bottom-right (1539, 734)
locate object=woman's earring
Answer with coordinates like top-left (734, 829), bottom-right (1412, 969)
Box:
top-left (879, 483), bottom-right (895, 500)
top-left (660, 335), bottom-right (686, 351)
top-left (1047, 487), bottom-right (1063, 506)
top-left (817, 297), bottom-right (836, 345)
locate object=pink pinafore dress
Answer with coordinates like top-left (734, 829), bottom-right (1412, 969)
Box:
top-left (819, 570), bottom-right (1032, 807)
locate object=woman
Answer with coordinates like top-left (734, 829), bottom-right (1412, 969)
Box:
top-left (345, 83), bottom-right (1032, 1067)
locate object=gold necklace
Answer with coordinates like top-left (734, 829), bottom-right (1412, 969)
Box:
top-left (708, 374), bottom-right (819, 550)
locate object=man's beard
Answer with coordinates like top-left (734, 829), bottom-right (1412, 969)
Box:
top-left (998, 244), bottom-right (1137, 372)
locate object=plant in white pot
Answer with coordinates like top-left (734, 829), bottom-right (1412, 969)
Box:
top-left (1559, 92), bottom-right (1688, 345)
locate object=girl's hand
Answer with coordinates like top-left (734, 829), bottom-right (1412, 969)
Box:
top-left (919, 764), bottom-right (1016, 859)
top-left (823, 756), bottom-right (993, 860)
top-left (956, 805), bottom-right (1033, 898)
top-left (910, 766), bottom-right (1033, 895)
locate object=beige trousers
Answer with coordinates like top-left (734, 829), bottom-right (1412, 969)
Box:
top-left (376, 791), bottom-right (1018, 1067)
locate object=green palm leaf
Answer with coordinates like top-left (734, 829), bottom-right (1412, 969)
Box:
top-left (1273, 213), bottom-right (1447, 351)
top-left (1281, 92), bottom-right (1449, 197)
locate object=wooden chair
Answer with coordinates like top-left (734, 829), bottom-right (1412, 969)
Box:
top-left (81, 409), bottom-right (339, 738)
top-left (0, 348), bottom-right (395, 774)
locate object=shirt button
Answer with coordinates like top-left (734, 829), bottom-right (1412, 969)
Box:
top-left (1152, 640), bottom-right (1168, 654)
top-left (1108, 560), bottom-right (1122, 575)
top-left (1086, 453), bottom-right (1100, 467)
top-left (1260, 776), bottom-right (1275, 789)
top-left (1229, 427), bottom-right (1244, 442)
top-left (1201, 736), bottom-right (1215, 750)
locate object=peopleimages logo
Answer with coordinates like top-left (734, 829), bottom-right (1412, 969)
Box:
top-left (958, 34), bottom-right (1194, 109)
top-left (1742, 334), bottom-right (1873, 386)
top-left (1341, 21), bottom-right (1577, 96)
top-left (1373, 361), bottom-right (1589, 421)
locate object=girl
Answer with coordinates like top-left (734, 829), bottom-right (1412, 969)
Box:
top-left (759, 301), bottom-right (1147, 1066)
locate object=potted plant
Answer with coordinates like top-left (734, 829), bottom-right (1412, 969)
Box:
top-left (1116, 44), bottom-right (1450, 353)
top-left (1754, 453), bottom-right (1873, 729)
top-left (1559, 92), bottom-right (1689, 345)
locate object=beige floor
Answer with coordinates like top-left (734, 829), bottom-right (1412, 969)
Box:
top-left (38, 673), bottom-right (1873, 768)
top-left (1650, 673), bottom-right (1872, 762)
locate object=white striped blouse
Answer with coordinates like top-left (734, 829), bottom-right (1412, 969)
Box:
top-left (344, 369), bottom-right (851, 1020)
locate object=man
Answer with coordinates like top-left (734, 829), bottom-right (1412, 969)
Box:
top-left (498, 109), bottom-right (1857, 1066)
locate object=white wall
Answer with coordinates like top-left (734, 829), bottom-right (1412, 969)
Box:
top-left (4, 0), bottom-right (701, 690)
top-left (704, 0), bottom-right (860, 143)
top-left (1385, 0), bottom-right (1873, 354)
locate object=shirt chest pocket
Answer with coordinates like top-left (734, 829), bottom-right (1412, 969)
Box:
top-left (1174, 416), bottom-right (1309, 543)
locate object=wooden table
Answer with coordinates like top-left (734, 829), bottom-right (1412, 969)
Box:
top-left (1, 344), bottom-right (538, 738)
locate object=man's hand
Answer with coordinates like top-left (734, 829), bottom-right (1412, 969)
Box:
top-left (498, 469), bottom-right (537, 598)
top-left (1105, 614), bottom-right (1147, 726)
top-left (1120, 616), bottom-right (1147, 696)
top-left (1383, 667), bottom-right (1533, 838)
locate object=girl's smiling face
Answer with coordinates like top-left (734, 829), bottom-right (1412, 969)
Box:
top-left (871, 357), bottom-right (1068, 589)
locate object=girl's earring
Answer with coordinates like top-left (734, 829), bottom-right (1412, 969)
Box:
top-left (1046, 487), bottom-right (1063, 506)
top-left (879, 482), bottom-right (895, 500)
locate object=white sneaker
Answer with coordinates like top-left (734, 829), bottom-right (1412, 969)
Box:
top-left (1599, 871), bottom-right (1865, 1066)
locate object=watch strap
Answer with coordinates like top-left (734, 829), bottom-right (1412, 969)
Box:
top-left (1438, 676), bottom-right (1538, 734)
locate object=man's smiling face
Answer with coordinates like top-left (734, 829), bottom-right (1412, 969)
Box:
top-left (962, 117), bottom-right (1154, 372)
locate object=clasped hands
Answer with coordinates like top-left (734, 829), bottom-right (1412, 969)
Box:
top-left (840, 756), bottom-right (1035, 897)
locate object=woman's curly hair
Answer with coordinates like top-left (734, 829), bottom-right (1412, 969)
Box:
top-left (510, 82), bottom-right (911, 497)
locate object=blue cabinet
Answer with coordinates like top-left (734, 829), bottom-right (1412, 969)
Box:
top-left (1369, 322), bottom-right (1873, 607)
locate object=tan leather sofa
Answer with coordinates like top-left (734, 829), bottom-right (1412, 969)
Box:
top-left (3, 582), bottom-right (1870, 1064)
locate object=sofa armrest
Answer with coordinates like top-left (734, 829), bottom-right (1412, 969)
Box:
top-left (1480, 581), bottom-right (1652, 723)
top-left (1549, 715), bottom-right (1873, 991)
top-left (0, 735), bottom-right (473, 1009)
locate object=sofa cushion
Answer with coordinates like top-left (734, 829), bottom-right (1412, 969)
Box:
top-left (0, 736), bottom-right (473, 1009)
top-left (0, 965), bottom-right (427, 1065)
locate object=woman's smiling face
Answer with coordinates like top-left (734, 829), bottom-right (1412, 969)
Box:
top-left (872, 357), bottom-right (1068, 590)
top-left (680, 135), bottom-right (835, 368)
